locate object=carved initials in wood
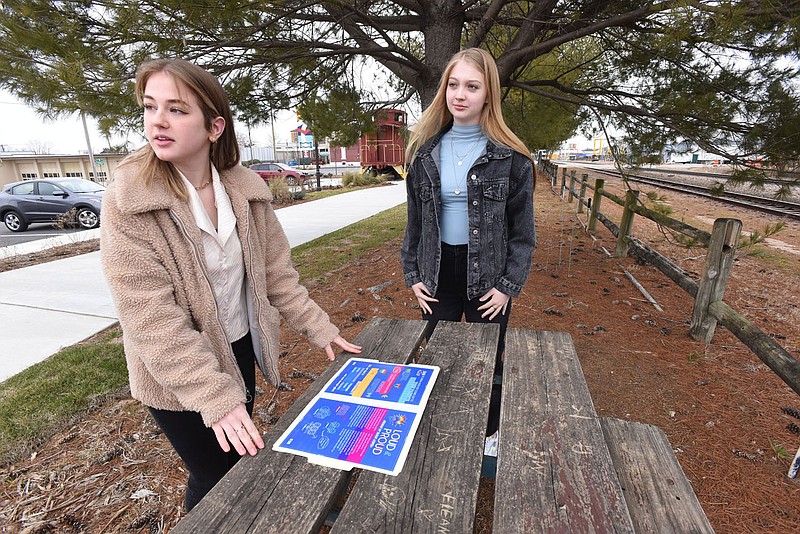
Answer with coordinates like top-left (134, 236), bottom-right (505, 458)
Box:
top-left (377, 481), bottom-right (405, 512)
top-left (571, 442), bottom-right (593, 455)
top-left (437, 491), bottom-right (457, 532)
top-left (522, 448), bottom-right (547, 474)
top-left (433, 426), bottom-right (462, 452)
top-left (569, 404), bottom-right (592, 420)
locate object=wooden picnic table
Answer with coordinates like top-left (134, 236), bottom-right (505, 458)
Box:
top-left (171, 317), bottom-right (713, 533)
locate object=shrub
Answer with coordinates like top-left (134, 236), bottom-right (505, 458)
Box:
top-left (53, 208), bottom-right (78, 229)
top-left (342, 172), bottom-right (386, 187)
top-left (268, 177), bottom-right (294, 203)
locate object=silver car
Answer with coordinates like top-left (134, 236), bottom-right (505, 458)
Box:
top-left (0, 178), bottom-right (104, 232)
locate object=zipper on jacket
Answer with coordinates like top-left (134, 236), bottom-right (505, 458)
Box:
top-left (241, 208), bottom-right (279, 385)
top-left (169, 210), bottom-right (247, 393)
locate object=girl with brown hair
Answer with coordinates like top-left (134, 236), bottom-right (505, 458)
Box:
top-left (101, 58), bottom-right (360, 510)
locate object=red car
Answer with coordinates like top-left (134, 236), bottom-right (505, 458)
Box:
top-left (248, 162), bottom-right (311, 185)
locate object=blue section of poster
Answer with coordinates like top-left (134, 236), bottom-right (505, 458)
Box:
top-left (276, 397), bottom-right (417, 473)
top-left (324, 359), bottom-right (435, 406)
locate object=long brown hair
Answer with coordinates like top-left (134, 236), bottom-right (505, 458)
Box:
top-left (407, 48), bottom-right (532, 165)
top-left (120, 58), bottom-right (240, 200)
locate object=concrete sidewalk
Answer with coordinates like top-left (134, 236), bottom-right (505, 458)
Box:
top-left (0, 183), bottom-right (407, 382)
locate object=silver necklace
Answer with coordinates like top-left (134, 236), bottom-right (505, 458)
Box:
top-left (449, 133), bottom-right (481, 195)
top-left (450, 133), bottom-right (482, 167)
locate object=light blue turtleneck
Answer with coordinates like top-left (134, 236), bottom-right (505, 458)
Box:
top-left (439, 123), bottom-right (486, 245)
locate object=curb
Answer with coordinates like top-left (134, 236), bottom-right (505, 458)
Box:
top-left (0, 228), bottom-right (101, 260)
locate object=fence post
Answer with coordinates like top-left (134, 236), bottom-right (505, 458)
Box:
top-left (588, 178), bottom-right (604, 231)
top-left (615, 189), bottom-right (639, 257)
top-left (578, 173), bottom-right (589, 213)
top-left (568, 170), bottom-right (576, 203)
top-left (690, 218), bottom-right (743, 343)
top-left (561, 168), bottom-right (567, 197)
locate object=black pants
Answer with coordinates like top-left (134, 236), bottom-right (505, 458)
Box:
top-left (423, 243), bottom-right (509, 435)
top-left (149, 332), bottom-right (256, 511)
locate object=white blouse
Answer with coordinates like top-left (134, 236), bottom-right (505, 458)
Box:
top-left (179, 164), bottom-right (249, 343)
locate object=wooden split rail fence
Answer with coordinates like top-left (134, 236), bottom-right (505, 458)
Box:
top-left (537, 158), bottom-right (800, 397)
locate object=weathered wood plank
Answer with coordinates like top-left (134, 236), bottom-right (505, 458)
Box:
top-left (690, 218), bottom-right (741, 342)
top-left (588, 178), bottom-right (605, 231)
top-left (616, 190), bottom-right (639, 257)
top-left (627, 236), bottom-right (699, 298)
top-left (494, 329), bottom-right (635, 533)
top-left (171, 317), bottom-right (429, 534)
top-left (600, 417), bottom-right (715, 534)
top-left (330, 321), bottom-right (500, 533)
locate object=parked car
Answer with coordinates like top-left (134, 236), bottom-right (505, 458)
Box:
top-left (248, 162), bottom-right (312, 185)
top-left (0, 178), bottom-right (105, 232)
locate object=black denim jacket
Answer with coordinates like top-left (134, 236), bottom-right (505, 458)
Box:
top-left (401, 127), bottom-right (536, 300)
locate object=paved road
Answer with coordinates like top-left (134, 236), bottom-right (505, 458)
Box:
top-left (0, 223), bottom-right (89, 248)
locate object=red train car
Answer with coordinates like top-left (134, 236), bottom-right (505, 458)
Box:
top-left (359, 109), bottom-right (406, 179)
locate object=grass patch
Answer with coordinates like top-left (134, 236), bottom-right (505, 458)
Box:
top-left (292, 204), bottom-right (407, 284)
top-left (741, 246), bottom-right (799, 273)
top-left (0, 200), bottom-right (408, 466)
top-left (0, 340), bottom-right (127, 464)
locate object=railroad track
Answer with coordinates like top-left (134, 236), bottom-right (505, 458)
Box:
top-left (577, 165), bottom-right (800, 221)
top-left (627, 165), bottom-right (799, 186)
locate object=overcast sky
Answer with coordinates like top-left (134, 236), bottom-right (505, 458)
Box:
top-left (0, 89), bottom-right (301, 155)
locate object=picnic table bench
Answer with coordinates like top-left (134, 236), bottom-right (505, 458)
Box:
top-left (171, 317), bottom-right (713, 533)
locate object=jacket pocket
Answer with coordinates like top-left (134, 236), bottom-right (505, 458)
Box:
top-left (420, 183), bottom-right (434, 201)
top-left (482, 181), bottom-right (508, 201)
top-left (420, 184), bottom-right (435, 223)
top-left (482, 181), bottom-right (507, 222)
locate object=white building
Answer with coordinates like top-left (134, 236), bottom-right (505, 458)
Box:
top-left (0, 152), bottom-right (127, 187)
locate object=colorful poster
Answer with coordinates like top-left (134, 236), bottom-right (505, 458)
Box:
top-left (324, 359), bottom-right (437, 406)
top-left (273, 358), bottom-right (439, 476)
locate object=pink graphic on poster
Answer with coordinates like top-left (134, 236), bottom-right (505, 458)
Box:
top-left (376, 366), bottom-right (402, 395)
top-left (346, 407), bottom-right (387, 463)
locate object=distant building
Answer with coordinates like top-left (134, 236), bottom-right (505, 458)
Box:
top-left (663, 142), bottom-right (731, 165)
top-left (272, 125), bottom-right (331, 164)
top-left (557, 137), bottom-right (612, 161)
top-left (558, 141), bottom-right (581, 161)
top-left (0, 152), bottom-right (128, 187)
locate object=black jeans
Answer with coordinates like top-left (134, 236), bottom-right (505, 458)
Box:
top-left (423, 242), bottom-right (511, 356)
top-left (423, 243), bottom-right (509, 435)
top-left (149, 332), bottom-right (256, 511)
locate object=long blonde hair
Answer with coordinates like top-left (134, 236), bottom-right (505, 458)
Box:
top-left (119, 58), bottom-right (240, 200)
top-left (407, 48), bottom-right (532, 165)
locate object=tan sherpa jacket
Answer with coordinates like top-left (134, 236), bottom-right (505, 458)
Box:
top-left (100, 161), bottom-right (339, 427)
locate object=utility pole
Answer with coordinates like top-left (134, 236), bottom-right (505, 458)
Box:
top-left (81, 112), bottom-right (98, 181)
top-left (247, 121), bottom-right (253, 162)
top-left (314, 134), bottom-right (321, 191)
top-left (270, 109), bottom-right (277, 161)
